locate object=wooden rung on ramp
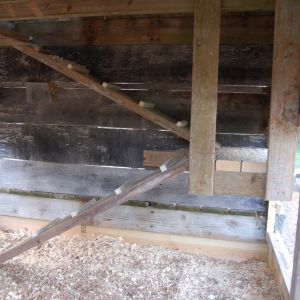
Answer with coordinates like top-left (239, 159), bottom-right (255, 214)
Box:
top-left (0, 158), bottom-right (188, 265)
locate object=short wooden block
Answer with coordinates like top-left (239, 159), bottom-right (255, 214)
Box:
top-left (215, 160), bottom-right (241, 172)
top-left (138, 101), bottom-right (155, 108)
top-left (242, 161), bottom-right (267, 173)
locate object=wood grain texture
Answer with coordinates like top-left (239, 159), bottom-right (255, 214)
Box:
top-left (0, 86), bottom-right (270, 134)
top-left (266, 0), bottom-right (300, 201)
top-left (0, 0), bottom-right (275, 21)
top-left (189, 0), bottom-right (221, 195)
top-left (0, 158), bottom-right (266, 198)
top-left (291, 194), bottom-right (300, 299)
top-left (0, 45), bottom-right (273, 86)
top-left (0, 157), bottom-right (189, 264)
top-left (0, 216), bottom-right (268, 262)
top-left (0, 29), bottom-right (191, 141)
top-left (0, 194), bottom-right (266, 242)
top-left (0, 15), bottom-right (274, 47)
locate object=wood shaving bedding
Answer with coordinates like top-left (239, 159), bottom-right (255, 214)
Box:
top-left (0, 230), bottom-right (281, 300)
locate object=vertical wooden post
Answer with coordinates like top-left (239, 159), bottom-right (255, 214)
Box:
top-left (266, 0), bottom-right (300, 202)
top-left (291, 196), bottom-right (300, 299)
top-left (189, 0), bottom-right (221, 195)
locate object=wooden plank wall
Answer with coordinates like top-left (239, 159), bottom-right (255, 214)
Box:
top-left (0, 1), bottom-right (275, 21)
top-left (0, 14), bottom-right (273, 241)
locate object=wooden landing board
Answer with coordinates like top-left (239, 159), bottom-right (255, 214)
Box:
top-left (0, 194), bottom-right (266, 242)
top-left (0, 158), bottom-right (266, 199)
top-left (266, 0), bottom-right (300, 201)
top-left (189, 0), bottom-right (221, 195)
top-left (0, 15), bottom-right (274, 47)
top-left (0, 29), bottom-right (190, 141)
top-left (0, 1), bottom-right (275, 22)
top-left (0, 216), bottom-right (268, 262)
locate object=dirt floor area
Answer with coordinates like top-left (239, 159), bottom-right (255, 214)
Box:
top-left (0, 229), bottom-right (281, 300)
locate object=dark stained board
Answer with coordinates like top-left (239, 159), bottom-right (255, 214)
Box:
top-left (0, 44), bottom-right (272, 85)
top-left (0, 87), bottom-right (270, 134)
top-left (1, 15), bottom-right (274, 46)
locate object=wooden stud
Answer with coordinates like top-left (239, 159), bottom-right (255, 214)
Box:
top-left (266, 0), bottom-right (300, 201)
top-left (291, 194), bottom-right (300, 299)
top-left (189, 0), bottom-right (221, 195)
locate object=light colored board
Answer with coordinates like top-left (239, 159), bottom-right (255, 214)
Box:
top-left (266, 0), bottom-right (300, 201)
top-left (242, 161), bottom-right (267, 173)
top-left (144, 149), bottom-right (188, 167)
top-left (216, 160), bottom-right (241, 172)
top-left (267, 233), bottom-right (290, 300)
top-left (0, 216), bottom-right (267, 262)
top-left (189, 0), bottom-right (221, 195)
top-left (144, 149), bottom-right (268, 168)
top-left (93, 205), bottom-right (265, 242)
top-left (214, 171), bottom-right (266, 197)
top-left (0, 194), bottom-right (265, 242)
top-left (0, 193), bottom-right (81, 220)
top-left (0, 1), bottom-right (275, 21)
top-left (0, 158), bottom-right (266, 200)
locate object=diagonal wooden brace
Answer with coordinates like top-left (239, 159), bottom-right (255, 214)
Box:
top-left (0, 28), bottom-right (190, 141)
top-left (0, 158), bottom-right (189, 264)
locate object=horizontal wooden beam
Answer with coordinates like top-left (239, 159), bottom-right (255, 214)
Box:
top-left (0, 1), bottom-right (275, 21)
top-left (0, 15), bottom-right (274, 46)
top-left (0, 216), bottom-right (268, 262)
top-left (0, 194), bottom-right (266, 242)
top-left (0, 158), bottom-right (266, 198)
top-left (0, 28), bottom-right (190, 141)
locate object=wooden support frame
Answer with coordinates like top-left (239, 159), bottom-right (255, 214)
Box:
top-left (189, 0), bottom-right (221, 195)
top-left (0, 158), bottom-right (188, 264)
top-left (0, 216), bottom-right (267, 262)
top-left (0, 28), bottom-right (190, 141)
top-left (291, 195), bottom-right (300, 299)
top-left (0, 15), bottom-right (274, 47)
top-left (266, 0), bottom-right (300, 201)
top-left (0, 1), bottom-right (275, 21)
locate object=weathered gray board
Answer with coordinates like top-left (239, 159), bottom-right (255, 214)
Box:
top-left (0, 124), bottom-right (267, 168)
top-left (0, 45), bottom-right (272, 85)
top-left (0, 159), bottom-right (266, 213)
top-left (0, 193), bottom-right (266, 242)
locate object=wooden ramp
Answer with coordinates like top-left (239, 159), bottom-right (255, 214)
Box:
top-left (0, 158), bottom-right (188, 264)
top-left (0, 28), bottom-right (189, 141)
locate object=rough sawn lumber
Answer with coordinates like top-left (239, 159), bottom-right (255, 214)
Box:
top-left (0, 158), bottom-right (188, 264)
top-left (0, 28), bottom-right (190, 141)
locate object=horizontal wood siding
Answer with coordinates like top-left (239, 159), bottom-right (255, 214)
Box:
top-left (0, 45), bottom-right (272, 86)
top-left (0, 15), bottom-right (274, 47)
top-left (0, 193), bottom-right (266, 242)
